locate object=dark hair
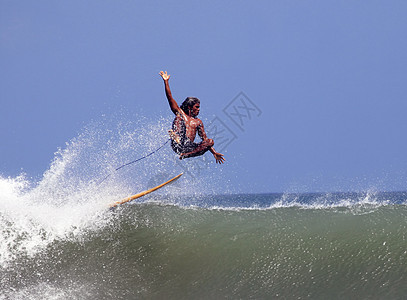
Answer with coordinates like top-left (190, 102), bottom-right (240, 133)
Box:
top-left (180, 97), bottom-right (200, 115)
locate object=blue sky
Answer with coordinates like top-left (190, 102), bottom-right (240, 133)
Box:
top-left (1, 1), bottom-right (407, 193)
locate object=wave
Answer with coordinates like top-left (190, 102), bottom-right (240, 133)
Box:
top-left (1, 118), bottom-right (407, 299)
top-left (2, 200), bottom-right (407, 299)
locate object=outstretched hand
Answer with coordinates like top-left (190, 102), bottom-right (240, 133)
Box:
top-left (159, 70), bottom-right (170, 81)
top-left (213, 152), bottom-right (225, 164)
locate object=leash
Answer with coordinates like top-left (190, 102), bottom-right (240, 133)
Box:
top-left (98, 138), bottom-right (171, 185)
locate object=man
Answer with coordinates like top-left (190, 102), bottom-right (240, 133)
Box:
top-left (159, 70), bottom-right (225, 164)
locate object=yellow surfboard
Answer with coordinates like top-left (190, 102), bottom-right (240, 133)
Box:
top-left (110, 173), bottom-right (183, 208)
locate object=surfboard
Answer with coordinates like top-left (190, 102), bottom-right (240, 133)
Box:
top-left (109, 173), bottom-right (183, 208)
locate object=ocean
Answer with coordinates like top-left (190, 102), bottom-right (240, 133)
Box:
top-left (2, 185), bottom-right (407, 299)
top-left (1, 121), bottom-right (407, 299)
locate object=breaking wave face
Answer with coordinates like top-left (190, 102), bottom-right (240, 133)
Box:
top-left (1, 115), bottom-right (407, 299)
top-left (0, 115), bottom-right (227, 269)
top-left (0, 116), bottom-right (162, 264)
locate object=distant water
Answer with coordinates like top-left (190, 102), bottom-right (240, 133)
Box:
top-left (1, 119), bottom-right (407, 299)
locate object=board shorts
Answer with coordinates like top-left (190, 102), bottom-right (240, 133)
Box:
top-left (171, 139), bottom-right (201, 155)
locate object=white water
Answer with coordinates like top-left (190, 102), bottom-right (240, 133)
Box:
top-left (0, 116), bottom-right (222, 269)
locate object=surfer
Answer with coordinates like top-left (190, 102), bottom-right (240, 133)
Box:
top-left (159, 70), bottom-right (225, 164)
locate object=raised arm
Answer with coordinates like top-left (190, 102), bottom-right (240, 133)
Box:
top-left (159, 71), bottom-right (181, 115)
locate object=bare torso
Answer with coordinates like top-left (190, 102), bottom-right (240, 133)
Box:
top-left (173, 113), bottom-right (203, 143)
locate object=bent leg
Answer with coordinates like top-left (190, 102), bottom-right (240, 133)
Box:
top-left (180, 139), bottom-right (214, 159)
top-left (168, 129), bottom-right (181, 144)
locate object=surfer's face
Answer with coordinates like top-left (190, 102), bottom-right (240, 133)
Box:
top-left (190, 103), bottom-right (200, 117)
